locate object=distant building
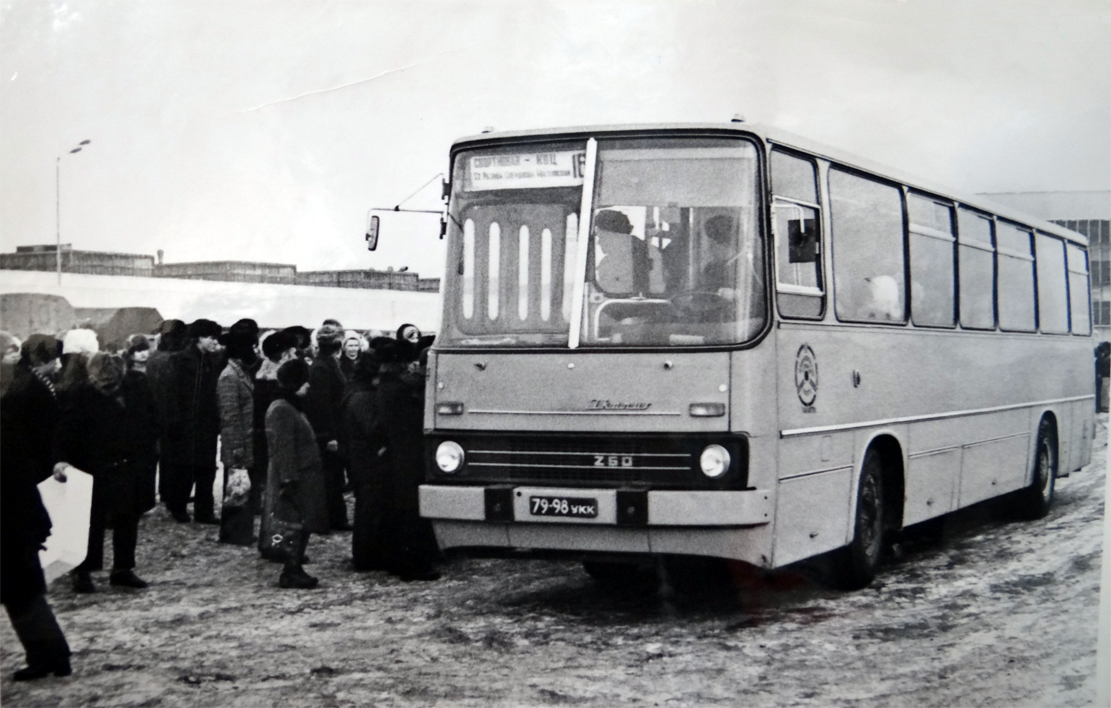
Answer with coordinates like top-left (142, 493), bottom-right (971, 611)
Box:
top-left (0, 245), bottom-right (439, 293)
top-left (1, 244), bottom-right (154, 277)
top-left (296, 269), bottom-right (440, 292)
top-left (154, 260), bottom-right (297, 284)
top-left (980, 191), bottom-right (1110, 341)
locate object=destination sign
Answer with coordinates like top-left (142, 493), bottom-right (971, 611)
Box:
top-left (468, 150), bottom-right (586, 191)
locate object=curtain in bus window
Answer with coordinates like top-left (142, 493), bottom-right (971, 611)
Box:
top-left (907, 194), bottom-right (955, 327)
top-left (996, 222), bottom-right (1036, 332)
top-left (771, 151), bottom-right (823, 319)
top-left (957, 208), bottom-right (995, 330)
top-left (829, 169), bottom-right (906, 324)
top-left (455, 203), bottom-right (574, 340)
top-left (1035, 233), bottom-right (1069, 334)
top-left (1067, 244), bottom-right (1091, 335)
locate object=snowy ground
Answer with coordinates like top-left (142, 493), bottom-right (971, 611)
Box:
top-left (2, 416), bottom-right (1106, 707)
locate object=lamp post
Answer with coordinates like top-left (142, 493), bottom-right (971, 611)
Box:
top-left (56, 139), bottom-right (91, 285)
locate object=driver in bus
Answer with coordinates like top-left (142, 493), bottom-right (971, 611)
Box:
top-left (699, 214), bottom-right (740, 300)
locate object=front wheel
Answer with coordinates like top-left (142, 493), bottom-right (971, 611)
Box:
top-left (830, 450), bottom-right (886, 590)
top-left (1014, 418), bottom-right (1057, 520)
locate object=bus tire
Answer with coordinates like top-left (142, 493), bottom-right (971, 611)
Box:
top-left (1015, 418), bottom-right (1057, 520)
top-left (831, 449), bottom-right (886, 590)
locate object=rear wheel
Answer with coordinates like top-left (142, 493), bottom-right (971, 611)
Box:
top-left (830, 449), bottom-right (886, 590)
top-left (1015, 418), bottom-right (1056, 519)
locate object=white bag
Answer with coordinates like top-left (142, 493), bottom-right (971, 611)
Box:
top-left (224, 468), bottom-right (252, 507)
top-left (38, 467), bottom-right (93, 584)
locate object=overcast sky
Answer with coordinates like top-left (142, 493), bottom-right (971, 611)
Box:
top-left (1, 0), bottom-right (1108, 280)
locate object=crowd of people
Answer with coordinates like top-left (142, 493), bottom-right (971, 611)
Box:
top-left (0, 317), bottom-right (438, 681)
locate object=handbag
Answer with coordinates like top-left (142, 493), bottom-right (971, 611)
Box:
top-left (224, 468), bottom-right (252, 507)
top-left (269, 494), bottom-right (304, 561)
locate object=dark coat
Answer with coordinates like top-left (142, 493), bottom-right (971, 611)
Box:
top-left (304, 355), bottom-right (346, 446)
top-left (0, 366), bottom-right (57, 606)
top-left (376, 369), bottom-right (426, 512)
top-left (54, 371), bottom-right (159, 516)
top-left (265, 398), bottom-right (329, 534)
top-left (343, 385), bottom-right (387, 487)
top-left (161, 344), bottom-right (221, 467)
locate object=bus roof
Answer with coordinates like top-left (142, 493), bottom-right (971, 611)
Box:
top-left (452, 122), bottom-right (1087, 247)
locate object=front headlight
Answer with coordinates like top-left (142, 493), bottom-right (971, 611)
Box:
top-left (699, 444), bottom-right (731, 478)
top-left (435, 441), bottom-right (465, 473)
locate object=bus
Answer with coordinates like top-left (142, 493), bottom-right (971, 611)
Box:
top-left (411, 121), bottom-right (1095, 589)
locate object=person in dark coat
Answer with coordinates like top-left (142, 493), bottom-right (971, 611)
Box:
top-left (342, 350), bottom-right (389, 570)
top-left (160, 319), bottom-right (223, 523)
top-left (376, 340), bottom-right (440, 581)
top-left (266, 358), bottom-right (329, 589)
top-left (303, 323), bottom-right (351, 531)
top-left (56, 353), bottom-right (158, 593)
top-left (254, 329), bottom-right (300, 560)
top-left (0, 335), bottom-right (72, 680)
top-left (216, 323), bottom-right (259, 545)
top-left (148, 319), bottom-right (189, 507)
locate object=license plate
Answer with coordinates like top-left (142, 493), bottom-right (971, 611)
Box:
top-left (528, 495), bottom-right (598, 519)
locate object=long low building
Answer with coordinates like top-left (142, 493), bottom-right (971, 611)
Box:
top-left (0, 269), bottom-right (441, 334)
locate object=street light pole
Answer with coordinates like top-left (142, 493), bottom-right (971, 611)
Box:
top-left (56, 139), bottom-right (91, 285)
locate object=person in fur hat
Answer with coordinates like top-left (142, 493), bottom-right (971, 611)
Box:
top-left (216, 323), bottom-right (259, 545)
top-left (254, 329), bottom-right (300, 560)
top-left (56, 352), bottom-right (158, 594)
top-left (266, 358), bottom-right (328, 588)
top-left (1, 335), bottom-right (72, 680)
top-left (303, 322), bottom-right (351, 531)
top-left (160, 319), bottom-right (223, 523)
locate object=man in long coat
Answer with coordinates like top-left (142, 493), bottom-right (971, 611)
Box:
top-left (160, 319), bottom-right (222, 523)
top-left (0, 335), bottom-right (72, 680)
top-left (303, 322), bottom-right (350, 531)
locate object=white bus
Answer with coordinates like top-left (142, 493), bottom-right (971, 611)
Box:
top-left (414, 122), bottom-right (1094, 588)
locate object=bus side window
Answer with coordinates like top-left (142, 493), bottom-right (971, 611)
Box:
top-left (996, 221), bottom-right (1036, 332)
top-left (771, 150), bottom-right (823, 319)
top-left (907, 193), bottom-right (956, 328)
top-left (1035, 233), bottom-right (1069, 334)
top-left (829, 168), bottom-right (906, 324)
top-left (1066, 244), bottom-right (1091, 335)
top-left (956, 208), bottom-right (996, 330)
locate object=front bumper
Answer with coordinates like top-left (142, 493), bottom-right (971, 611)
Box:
top-left (419, 484), bottom-right (772, 526)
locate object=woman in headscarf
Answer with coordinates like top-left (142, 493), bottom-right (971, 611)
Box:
top-left (266, 358), bottom-right (329, 588)
top-left (55, 352), bottom-right (158, 594)
top-left (339, 331), bottom-right (364, 382)
top-left (0, 335), bottom-right (72, 680)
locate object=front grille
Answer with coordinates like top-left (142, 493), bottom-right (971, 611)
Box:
top-left (426, 433), bottom-right (747, 490)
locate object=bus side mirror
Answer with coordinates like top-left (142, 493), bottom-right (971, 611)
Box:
top-left (366, 215), bottom-right (380, 251)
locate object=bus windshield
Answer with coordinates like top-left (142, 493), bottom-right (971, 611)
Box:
top-left (441, 136), bottom-right (766, 347)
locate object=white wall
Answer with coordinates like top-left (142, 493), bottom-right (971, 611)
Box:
top-left (0, 269), bottom-right (442, 332)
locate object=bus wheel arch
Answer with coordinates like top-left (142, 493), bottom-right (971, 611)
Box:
top-left (831, 435), bottom-right (905, 590)
top-left (1015, 413), bottom-right (1058, 520)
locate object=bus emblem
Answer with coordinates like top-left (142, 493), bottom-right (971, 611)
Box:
top-left (795, 344), bottom-right (818, 410)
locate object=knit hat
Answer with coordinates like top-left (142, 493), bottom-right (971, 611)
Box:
top-left (125, 334), bottom-right (150, 356)
top-left (276, 358), bottom-right (311, 392)
top-left (187, 319), bottom-right (222, 340)
top-left (61, 329), bottom-right (99, 355)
